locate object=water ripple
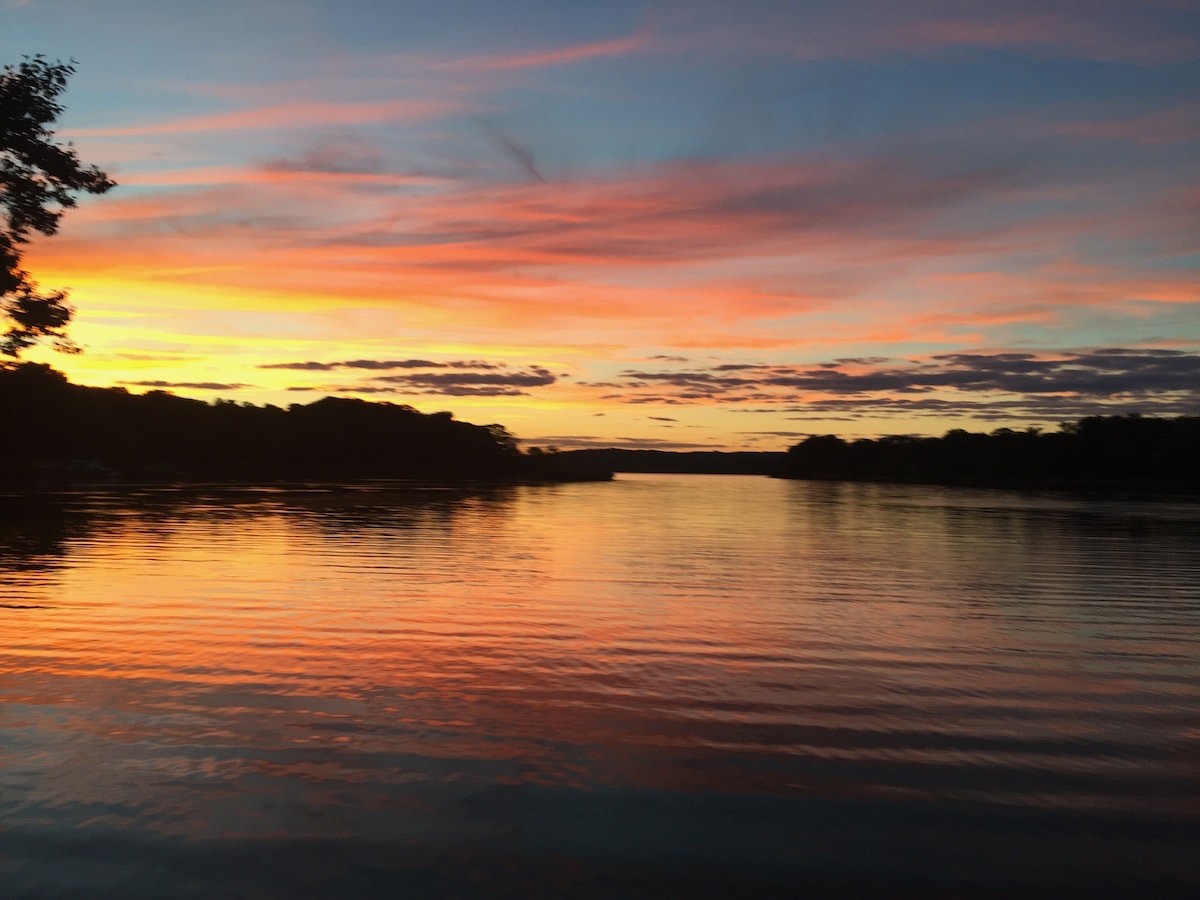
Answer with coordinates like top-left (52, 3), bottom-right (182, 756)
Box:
top-left (2, 477), bottom-right (1199, 896)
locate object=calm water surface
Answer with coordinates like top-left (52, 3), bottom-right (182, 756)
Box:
top-left (1, 475), bottom-right (1198, 897)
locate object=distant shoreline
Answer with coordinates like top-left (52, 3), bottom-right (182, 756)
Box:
top-left (775, 416), bottom-right (1199, 496)
top-left (1, 363), bottom-right (612, 489)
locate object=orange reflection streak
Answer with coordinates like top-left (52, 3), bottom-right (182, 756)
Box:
top-left (2, 477), bottom-right (1199, 881)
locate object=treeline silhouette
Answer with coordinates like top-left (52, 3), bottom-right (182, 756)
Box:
top-left (555, 449), bottom-right (785, 475)
top-left (780, 417), bottom-right (1200, 491)
top-left (0, 364), bottom-right (609, 486)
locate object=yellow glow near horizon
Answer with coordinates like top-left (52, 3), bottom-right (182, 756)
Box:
top-left (4, 3), bottom-right (1197, 449)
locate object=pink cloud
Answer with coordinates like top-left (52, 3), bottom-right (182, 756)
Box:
top-left (27, 143), bottom-right (1194, 353)
top-left (899, 17), bottom-right (1059, 48)
top-left (70, 99), bottom-right (454, 137)
top-left (665, 3), bottom-right (1199, 64)
top-left (436, 26), bottom-right (652, 72)
top-left (117, 166), bottom-right (444, 189)
top-left (1053, 102), bottom-right (1200, 145)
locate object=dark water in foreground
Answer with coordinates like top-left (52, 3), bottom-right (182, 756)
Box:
top-left (1, 474), bottom-right (1198, 898)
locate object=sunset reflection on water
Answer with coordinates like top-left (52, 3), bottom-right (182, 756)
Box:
top-left (2, 476), bottom-right (1199, 897)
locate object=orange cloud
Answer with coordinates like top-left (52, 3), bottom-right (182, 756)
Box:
top-left (22, 141), bottom-right (1196, 379)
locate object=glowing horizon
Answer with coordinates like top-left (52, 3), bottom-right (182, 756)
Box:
top-left (4, 1), bottom-right (1197, 450)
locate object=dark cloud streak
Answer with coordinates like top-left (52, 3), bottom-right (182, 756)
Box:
top-left (260, 358), bottom-right (511, 372)
top-left (617, 349), bottom-right (1200, 398)
top-left (373, 366), bottom-right (555, 388)
top-left (599, 348), bottom-right (1200, 424)
top-left (122, 380), bottom-right (250, 391)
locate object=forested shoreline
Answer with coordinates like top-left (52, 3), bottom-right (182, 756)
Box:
top-left (4, 363), bottom-right (1196, 493)
top-left (0, 363), bottom-right (609, 486)
top-left (778, 416), bottom-right (1200, 492)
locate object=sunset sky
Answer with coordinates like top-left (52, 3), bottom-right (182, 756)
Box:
top-left (3, 0), bottom-right (1197, 450)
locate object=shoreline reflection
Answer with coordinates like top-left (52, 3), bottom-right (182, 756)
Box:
top-left (2, 477), bottom-right (1198, 897)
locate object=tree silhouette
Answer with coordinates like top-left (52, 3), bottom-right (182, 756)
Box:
top-left (1, 56), bottom-right (114, 356)
top-left (779, 416), bottom-right (1200, 491)
top-left (0, 364), bottom-right (617, 485)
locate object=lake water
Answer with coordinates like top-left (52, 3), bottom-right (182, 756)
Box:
top-left (2, 474), bottom-right (1198, 897)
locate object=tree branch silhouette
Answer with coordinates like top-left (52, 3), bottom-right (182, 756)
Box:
top-left (1, 56), bottom-right (114, 356)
